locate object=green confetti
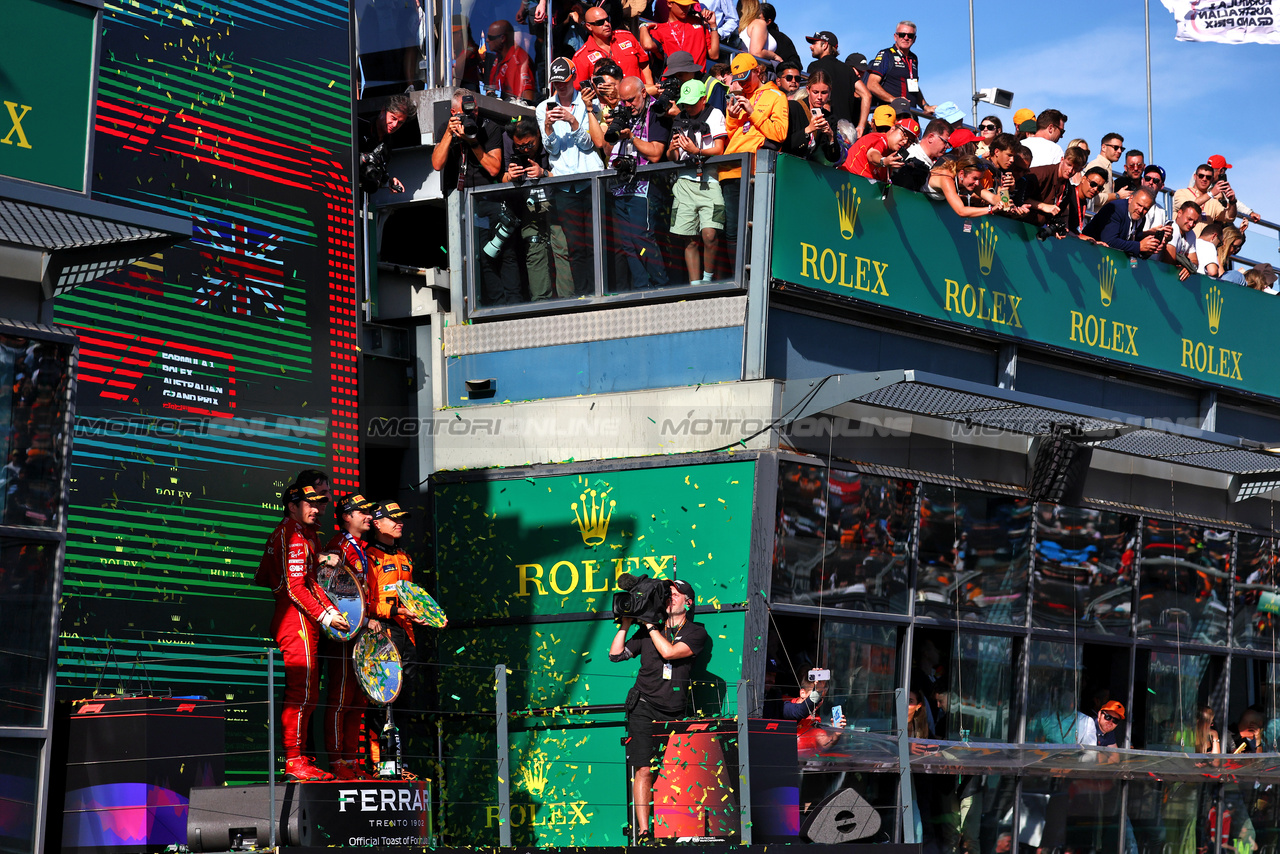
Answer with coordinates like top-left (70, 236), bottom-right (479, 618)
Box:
top-left (456, 646), bottom-right (466, 653)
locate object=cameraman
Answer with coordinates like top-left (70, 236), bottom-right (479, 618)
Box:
top-left (655, 51), bottom-right (705, 116)
top-left (502, 118), bottom-right (568, 301)
top-left (666, 80), bottom-right (726, 284)
top-left (358, 95), bottom-right (414, 196)
top-left (609, 580), bottom-right (708, 841)
top-left (432, 90), bottom-right (520, 305)
top-left (583, 59), bottom-right (624, 144)
top-left (604, 75), bottom-right (671, 290)
top-left (539, 57), bottom-right (603, 297)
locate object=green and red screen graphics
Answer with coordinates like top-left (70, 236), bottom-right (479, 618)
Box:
top-left (53, 0), bottom-right (357, 782)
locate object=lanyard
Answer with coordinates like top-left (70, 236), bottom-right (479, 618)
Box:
top-left (343, 532), bottom-right (370, 576)
top-left (896, 48), bottom-right (915, 78)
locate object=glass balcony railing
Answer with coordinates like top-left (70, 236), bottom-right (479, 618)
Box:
top-left (463, 154), bottom-right (749, 317)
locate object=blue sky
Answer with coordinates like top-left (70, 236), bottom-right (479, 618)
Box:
top-left (774, 1), bottom-right (1279, 259)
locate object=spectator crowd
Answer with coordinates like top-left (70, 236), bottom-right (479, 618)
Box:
top-left (401, 5), bottom-right (1275, 306)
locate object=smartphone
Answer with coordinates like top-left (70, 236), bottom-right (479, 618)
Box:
top-left (810, 107), bottom-right (822, 117)
top-left (830, 704), bottom-right (843, 726)
top-left (807, 667), bottom-right (832, 682)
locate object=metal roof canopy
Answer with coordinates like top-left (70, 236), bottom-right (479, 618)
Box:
top-left (0, 177), bottom-right (191, 299)
top-left (779, 370), bottom-right (1280, 498)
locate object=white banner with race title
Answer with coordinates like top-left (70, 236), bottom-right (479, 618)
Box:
top-left (1162, 0), bottom-right (1280, 43)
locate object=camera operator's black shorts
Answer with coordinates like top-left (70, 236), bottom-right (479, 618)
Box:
top-left (625, 696), bottom-right (680, 772)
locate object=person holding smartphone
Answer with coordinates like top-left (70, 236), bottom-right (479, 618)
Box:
top-left (666, 79), bottom-right (727, 284)
top-left (538, 57), bottom-right (602, 297)
top-left (780, 69), bottom-right (841, 166)
top-left (1172, 155), bottom-right (1262, 236)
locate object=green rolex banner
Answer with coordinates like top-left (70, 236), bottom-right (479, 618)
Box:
top-left (770, 155), bottom-right (1269, 397)
top-left (435, 460), bottom-right (756, 622)
top-left (0, 0), bottom-right (97, 191)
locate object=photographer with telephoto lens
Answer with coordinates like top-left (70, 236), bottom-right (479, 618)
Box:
top-left (609, 579), bottom-right (707, 842)
top-left (499, 118), bottom-right (567, 301)
top-left (667, 79), bottom-right (727, 284)
top-left (432, 90), bottom-right (520, 305)
top-left (604, 76), bottom-right (671, 290)
top-left (538, 57), bottom-right (602, 297)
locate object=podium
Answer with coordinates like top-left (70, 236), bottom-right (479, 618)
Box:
top-left (186, 780), bottom-right (433, 850)
top-left (651, 718), bottom-right (799, 843)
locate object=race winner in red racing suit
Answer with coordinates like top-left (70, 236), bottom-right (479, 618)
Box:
top-left (256, 482), bottom-right (349, 781)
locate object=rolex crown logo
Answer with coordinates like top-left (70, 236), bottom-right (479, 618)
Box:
top-left (519, 753), bottom-right (550, 798)
top-left (976, 221), bottom-right (997, 276)
top-left (572, 487), bottom-right (615, 546)
top-left (836, 183), bottom-right (860, 240)
top-left (1098, 257), bottom-right (1117, 307)
top-left (1207, 285), bottom-right (1223, 335)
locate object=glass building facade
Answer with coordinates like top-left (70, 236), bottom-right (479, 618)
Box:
top-left (768, 459), bottom-right (1280, 854)
top-left (0, 328), bottom-right (75, 854)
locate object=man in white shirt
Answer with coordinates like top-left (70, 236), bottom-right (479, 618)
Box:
top-left (1139, 165), bottom-right (1169, 230)
top-left (1164, 200), bottom-right (1203, 281)
top-left (1085, 132), bottom-right (1124, 212)
top-left (1022, 108), bottom-right (1067, 167)
top-left (1077, 700), bottom-right (1125, 747)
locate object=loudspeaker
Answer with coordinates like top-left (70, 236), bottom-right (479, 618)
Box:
top-left (186, 785), bottom-right (305, 851)
top-left (975, 87), bottom-right (1015, 109)
top-left (800, 787), bottom-right (881, 843)
top-left (1027, 429), bottom-right (1092, 505)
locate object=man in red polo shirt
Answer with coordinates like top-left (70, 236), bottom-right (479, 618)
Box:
top-left (573, 6), bottom-right (654, 93)
top-left (840, 118), bottom-right (915, 181)
top-left (637, 0), bottom-right (719, 69)
top-left (485, 19), bottom-right (535, 101)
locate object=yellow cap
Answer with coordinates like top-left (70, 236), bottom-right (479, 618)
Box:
top-left (1012, 107), bottom-right (1035, 126)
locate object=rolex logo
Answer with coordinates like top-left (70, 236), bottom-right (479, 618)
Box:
top-left (518, 752), bottom-right (550, 798)
top-left (1207, 285), bottom-right (1223, 335)
top-left (836, 183), bottom-right (860, 240)
top-left (976, 221), bottom-right (997, 276)
top-left (572, 486), bottom-right (614, 546)
top-left (1098, 257), bottom-right (1117, 307)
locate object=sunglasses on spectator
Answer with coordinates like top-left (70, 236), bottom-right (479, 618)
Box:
top-left (586, 17), bottom-right (607, 25)
top-left (979, 123), bottom-right (998, 130)
top-left (1104, 142), bottom-right (1123, 150)
top-left (1196, 172), bottom-right (1213, 180)
top-left (1088, 179), bottom-right (1105, 189)
top-left (896, 31), bottom-right (916, 39)
top-left (781, 74), bottom-right (800, 81)
top-left (1101, 712), bottom-right (1121, 723)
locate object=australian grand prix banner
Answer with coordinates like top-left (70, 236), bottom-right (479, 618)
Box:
top-left (52, 0), bottom-right (358, 787)
top-left (1161, 0), bottom-right (1280, 43)
top-left (771, 154), bottom-right (1273, 398)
